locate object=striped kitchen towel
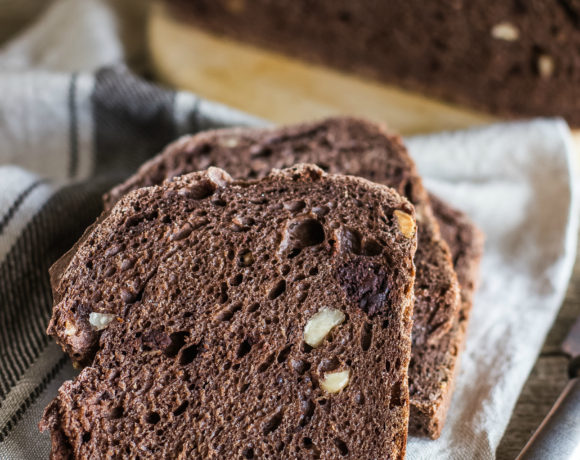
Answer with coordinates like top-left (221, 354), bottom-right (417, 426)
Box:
top-left (0, 1), bottom-right (260, 457)
top-left (0, 65), bottom-right (261, 458)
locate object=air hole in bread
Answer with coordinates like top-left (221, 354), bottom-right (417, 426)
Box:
top-left (179, 344), bottom-right (201, 365)
top-left (262, 409), bottom-right (284, 435)
top-left (268, 279), bottom-right (286, 300)
top-left (198, 143), bottom-right (212, 155)
top-left (284, 219), bottom-right (325, 250)
top-left (297, 291), bottom-right (308, 303)
top-left (283, 200), bottom-right (306, 213)
top-left (247, 302), bottom-right (260, 313)
top-left (242, 447), bottom-right (254, 458)
top-left (212, 198), bottom-right (226, 207)
top-left (277, 345), bottom-right (292, 363)
top-left (237, 339), bottom-right (252, 358)
top-left (170, 223), bottom-right (193, 241)
top-left (334, 438), bottom-right (349, 456)
top-left (291, 358), bottom-right (310, 375)
top-left (250, 146), bottom-right (272, 158)
top-left (362, 239), bottom-right (383, 256)
top-left (82, 432), bottom-right (91, 443)
top-left (216, 302), bottom-right (242, 322)
top-left (218, 282), bottom-right (228, 304)
top-left (389, 381), bottom-right (403, 409)
top-left (230, 273), bottom-right (243, 286)
top-left (173, 401), bottom-right (189, 417)
top-left (361, 322), bottom-right (373, 351)
top-left (287, 248), bottom-right (301, 259)
top-left (257, 353), bottom-right (276, 373)
top-left (145, 412), bottom-right (160, 425)
top-left (164, 331), bottom-right (189, 358)
top-left (312, 205), bottom-right (329, 217)
top-left (179, 180), bottom-right (216, 200)
top-left (318, 357), bottom-right (340, 373)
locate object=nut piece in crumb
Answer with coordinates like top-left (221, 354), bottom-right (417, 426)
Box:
top-left (491, 22), bottom-right (519, 41)
top-left (394, 210), bottom-right (416, 239)
top-left (219, 137), bottom-right (240, 148)
top-left (304, 307), bottom-right (346, 348)
top-left (64, 321), bottom-right (77, 337)
top-left (207, 167), bottom-right (233, 188)
top-left (320, 369), bottom-right (350, 393)
top-left (537, 54), bottom-right (554, 79)
top-left (89, 312), bottom-right (116, 331)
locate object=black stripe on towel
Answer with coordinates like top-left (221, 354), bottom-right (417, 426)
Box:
top-left (0, 177), bottom-right (115, 402)
top-left (0, 353), bottom-right (68, 443)
top-left (0, 180), bottom-right (44, 236)
top-left (68, 73), bottom-right (79, 179)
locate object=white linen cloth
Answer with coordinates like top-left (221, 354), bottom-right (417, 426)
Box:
top-left (406, 120), bottom-right (577, 459)
top-left (0, 1), bottom-right (577, 458)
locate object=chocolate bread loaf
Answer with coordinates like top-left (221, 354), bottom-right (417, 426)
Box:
top-left (41, 165), bottom-right (417, 458)
top-left (103, 117), bottom-right (462, 437)
top-left (165, 0), bottom-right (580, 125)
top-left (409, 194), bottom-right (484, 438)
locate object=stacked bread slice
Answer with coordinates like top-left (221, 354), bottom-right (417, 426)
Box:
top-left (41, 118), bottom-right (483, 458)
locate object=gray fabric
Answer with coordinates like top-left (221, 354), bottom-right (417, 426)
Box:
top-left (0, 65), bottom-right (260, 436)
top-left (0, 1), bottom-right (261, 455)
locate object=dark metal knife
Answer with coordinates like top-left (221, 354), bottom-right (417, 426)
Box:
top-left (517, 315), bottom-right (580, 459)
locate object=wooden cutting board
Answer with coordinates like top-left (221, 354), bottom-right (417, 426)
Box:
top-left (147, 1), bottom-right (497, 135)
top-left (147, 1), bottom-right (580, 154)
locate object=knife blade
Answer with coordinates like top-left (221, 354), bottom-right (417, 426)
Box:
top-left (517, 314), bottom-right (580, 460)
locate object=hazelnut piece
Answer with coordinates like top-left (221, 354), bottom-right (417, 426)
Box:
top-left (394, 210), bottom-right (416, 239)
top-left (64, 320), bottom-right (77, 336)
top-left (304, 307), bottom-right (345, 348)
top-left (491, 22), bottom-right (519, 41)
top-left (537, 54), bottom-right (554, 79)
top-left (320, 369), bottom-right (350, 394)
top-left (89, 312), bottom-right (115, 331)
top-left (207, 167), bottom-right (233, 188)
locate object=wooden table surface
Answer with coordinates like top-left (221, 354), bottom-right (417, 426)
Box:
top-left (148, 3), bottom-right (580, 456)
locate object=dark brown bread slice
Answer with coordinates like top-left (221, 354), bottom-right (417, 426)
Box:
top-left (103, 117), bottom-right (461, 436)
top-left (408, 194), bottom-right (484, 438)
top-left (104, 117), bottom-right (460, 344)
top-left (166, 0), bottom-right (580, 125)
top-left (41, 164), bottom-right (417, 459)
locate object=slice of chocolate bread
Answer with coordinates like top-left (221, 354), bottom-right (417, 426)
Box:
top-left (41, 165), bottom-right (417, 458)
top-left (409, 194), bottom-right (484, 438)
top-left (103, 117), bottom-right (461, 436)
